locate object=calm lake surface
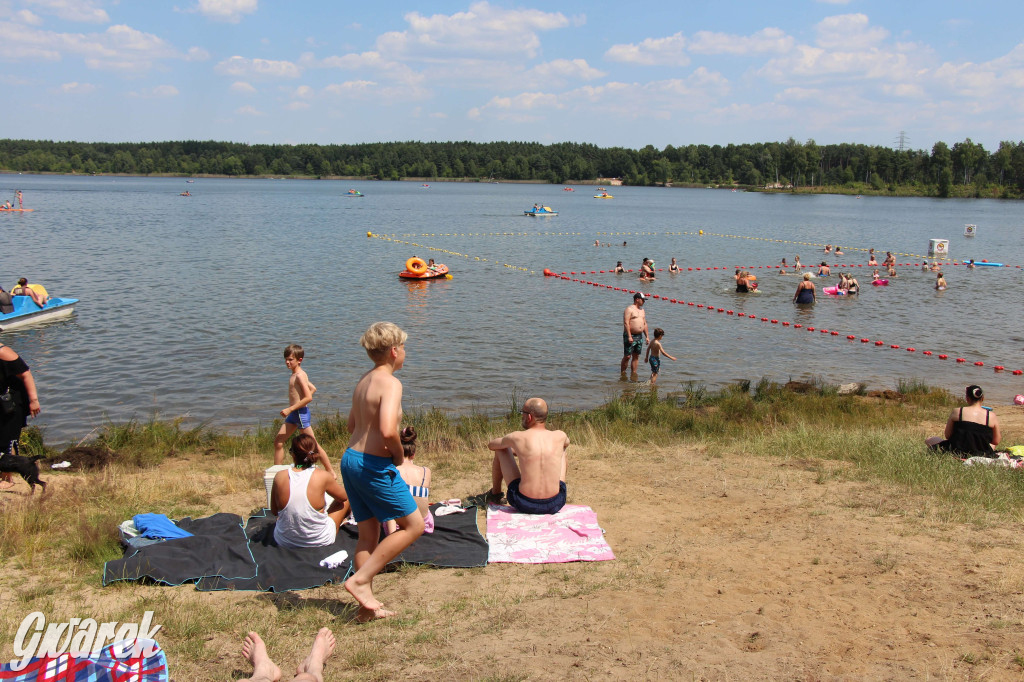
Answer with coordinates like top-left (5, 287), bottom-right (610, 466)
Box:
top-left (2, 175), bottom-right (1023, 443)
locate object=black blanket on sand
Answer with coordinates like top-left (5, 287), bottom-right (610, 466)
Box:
top-left (102, 505), bottom-right (488, 592)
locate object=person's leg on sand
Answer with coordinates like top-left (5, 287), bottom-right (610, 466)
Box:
top-left (344, 510), bottom-right (425, 622)
top-left (294, 628), bottom-right (335, 682)
top-left (240, 632), bottom-right (282, 682)
top-left (491, 447), bottom-right (521, 498)
top-left (273, 423), bottom-right (297, 465)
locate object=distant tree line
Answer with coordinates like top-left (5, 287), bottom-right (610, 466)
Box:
top-left (2, 137), bottom-right (1023, 197)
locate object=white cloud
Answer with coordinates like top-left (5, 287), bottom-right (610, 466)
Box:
top-left (230, 81), bottom-right (256, 94)
top-left (469, 68), bottom-right (731, 123)
top-left (128, 84), bottom-right (179, 98)
top-left (285, 101), bottom-right (309, 111)
top-left (324, 80), bottom-right (377, 94)
top-left (58, 81), bottom-right (94, 93)
top-left (689, 27), bottom-right (794, 55)
top-left (529, 58), bottom-right (604, 81)
top-left (186, 46), bottom-right (210, 61)
top-left (14, 10), bottom-right (43, 25)
top-left (605, 32), bottom-right (688, 66)
top-left (0, 22), bottom-right (199, 72)
top-left (815, 0), bottom-right (852, 4)
top-left (25, 0), bottom-right (109, 23)
top-left (194, 0), bottom-right (257, 23)
top-left (292, 85), bottom-right (314, 99)
top-left (376, 1), bottom-right (569, 59)
top-left (235, 104), bottom-right (263, 115)
top-left (215, 55), bottom-right (301, 79)
top-left (815, 14), bottom-right (889, 50)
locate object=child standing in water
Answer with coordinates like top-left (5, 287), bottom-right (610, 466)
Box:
top-left (644, 328), bottom-right (677, 385)
top-left (273, 345), bottom-right (336, 478)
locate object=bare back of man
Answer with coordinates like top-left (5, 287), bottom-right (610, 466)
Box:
top-left (488, 398), bottom-right (569, 514)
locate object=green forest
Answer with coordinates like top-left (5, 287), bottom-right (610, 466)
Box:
top-left (2, 136), bottom-right (1023, 198)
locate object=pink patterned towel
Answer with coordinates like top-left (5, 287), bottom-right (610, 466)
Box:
top-left (486, 504), bottom-right (615, 563)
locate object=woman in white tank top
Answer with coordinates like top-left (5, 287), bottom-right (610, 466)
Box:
top-left (272, 434), bottom-right (351, 548)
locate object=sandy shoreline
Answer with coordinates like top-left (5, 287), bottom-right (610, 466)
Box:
top-left (4, 408), bottom-right (1023, 679)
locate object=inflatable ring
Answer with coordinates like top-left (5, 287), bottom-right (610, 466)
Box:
top-left (406, 257), bottom-right (427, 274)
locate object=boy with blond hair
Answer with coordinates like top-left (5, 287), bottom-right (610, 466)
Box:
top-left (273, 344), bottom-right (335, 478)
top-left (342, 322), bottom-right (424, 622)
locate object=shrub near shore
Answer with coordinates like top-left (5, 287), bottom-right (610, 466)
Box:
top-left (4, 380), bottom-right (1024, 679)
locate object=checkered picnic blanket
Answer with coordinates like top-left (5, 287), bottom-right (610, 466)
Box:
top-left (0, 639), bottom-right (167, 682)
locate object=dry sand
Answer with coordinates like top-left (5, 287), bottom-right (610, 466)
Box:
top-left (4, 411), bottom-right (1024, 680)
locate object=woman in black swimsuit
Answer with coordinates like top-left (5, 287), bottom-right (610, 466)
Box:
top-left (925, 385), bottom-right (1001, 457)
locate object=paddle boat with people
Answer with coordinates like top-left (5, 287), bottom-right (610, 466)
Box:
top-left (399, 257), bottom-right (450, 280)
top-left (345, 189), bottom-right (364, 197)
top-left (593, 192), bottom-right (613, 199)
top-left (0, 285), bottom-right (78, 331)
top-left (524, 205), bottom-right (557, 216)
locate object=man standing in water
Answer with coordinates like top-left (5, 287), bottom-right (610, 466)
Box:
top-left (620, 292), bottom-right (648, 378)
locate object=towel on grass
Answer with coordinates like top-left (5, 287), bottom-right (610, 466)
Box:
top-left (486, 504), bottom-right (615, 564)
top-left (0, 639), bottom-right (167, 682)
top-left (103, 505), bottom-right (489, 592)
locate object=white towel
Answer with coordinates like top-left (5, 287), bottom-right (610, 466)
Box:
top-left (434, 504), bottom-right (466, 516)
top-left (318, 550), bottom-right (349, 569)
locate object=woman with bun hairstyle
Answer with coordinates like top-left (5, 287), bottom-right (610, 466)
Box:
top-left (926, 385), bottom-right (1001, 457)
top-left (271, 433), bottom-right (351, 548)
top-left (384, 426), bottom-right (434, 536)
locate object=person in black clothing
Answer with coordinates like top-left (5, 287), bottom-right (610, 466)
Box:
top-left (0, 343), bottom-right (41, 487)
top-left (926, 385), bottom-right (1001, 457)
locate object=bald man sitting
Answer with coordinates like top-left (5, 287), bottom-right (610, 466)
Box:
top-left (487, 397), bottom-right (569, 515)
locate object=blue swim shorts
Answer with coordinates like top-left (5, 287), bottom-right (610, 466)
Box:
top-left (649, 356), bottom-right (661, 375)
top-left (340, 448), bottom-right (418, 523)
top-left (622, 331), bottom-right (644, 356)
top-left (285, 406), bottom-right (311, 429)
top-left (506, 479), bottom-right (567, 515)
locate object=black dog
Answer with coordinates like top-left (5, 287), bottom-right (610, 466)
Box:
top-left (0, 453), bottom-right (46, 494)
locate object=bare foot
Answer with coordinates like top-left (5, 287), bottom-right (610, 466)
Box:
top-left (242, 632), bottom-right (281, 682)
top-left (296, 628), bottom-right (335, 677)
top-left (344, 575), bottom-right (383, 612)
top-left (355, 605), bottom-right (397, 623)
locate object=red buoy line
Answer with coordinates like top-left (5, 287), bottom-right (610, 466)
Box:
top-left (541, 268), bottom-right (1024, 376)
top-left (557, 261), bottom-right (1022, 276)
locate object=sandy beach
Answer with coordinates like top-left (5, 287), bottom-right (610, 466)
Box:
top-left (4, 404), bottom-right (1023, 680)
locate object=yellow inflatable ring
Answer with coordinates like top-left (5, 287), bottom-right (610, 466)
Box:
top-left (406, 257), bottom-right (427, 274)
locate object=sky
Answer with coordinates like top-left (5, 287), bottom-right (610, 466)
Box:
top-left (1, 0), bottom-right (1022, 152)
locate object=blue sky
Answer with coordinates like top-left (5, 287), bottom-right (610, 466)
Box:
top-left (1, 0), bottom-right (1021, 151)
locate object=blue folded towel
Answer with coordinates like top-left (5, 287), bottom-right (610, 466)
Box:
top-left (133, 513), bottom-right (193, 539)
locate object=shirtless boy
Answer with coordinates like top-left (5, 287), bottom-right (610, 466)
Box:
top-left (273, 345), bottom-right (335, 478)
top-left (341, 322), bottom-right (424, 622)
top-left (644, 328), bottom-right (676, 385)
top-left (620, 292), bottom-right (649, 377)
top-left (487, 397), bottom-right (569, 515)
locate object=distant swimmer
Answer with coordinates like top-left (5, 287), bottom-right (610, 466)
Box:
top-left (935, 272), bottom-right (947, 290)
top-left (614, 261), bottom-right (624, 274)
top-left (668, 257), bottom-right (679, 273)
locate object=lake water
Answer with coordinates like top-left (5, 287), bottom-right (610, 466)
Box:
top-left (2, 175), bottom-right (1023, 444)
